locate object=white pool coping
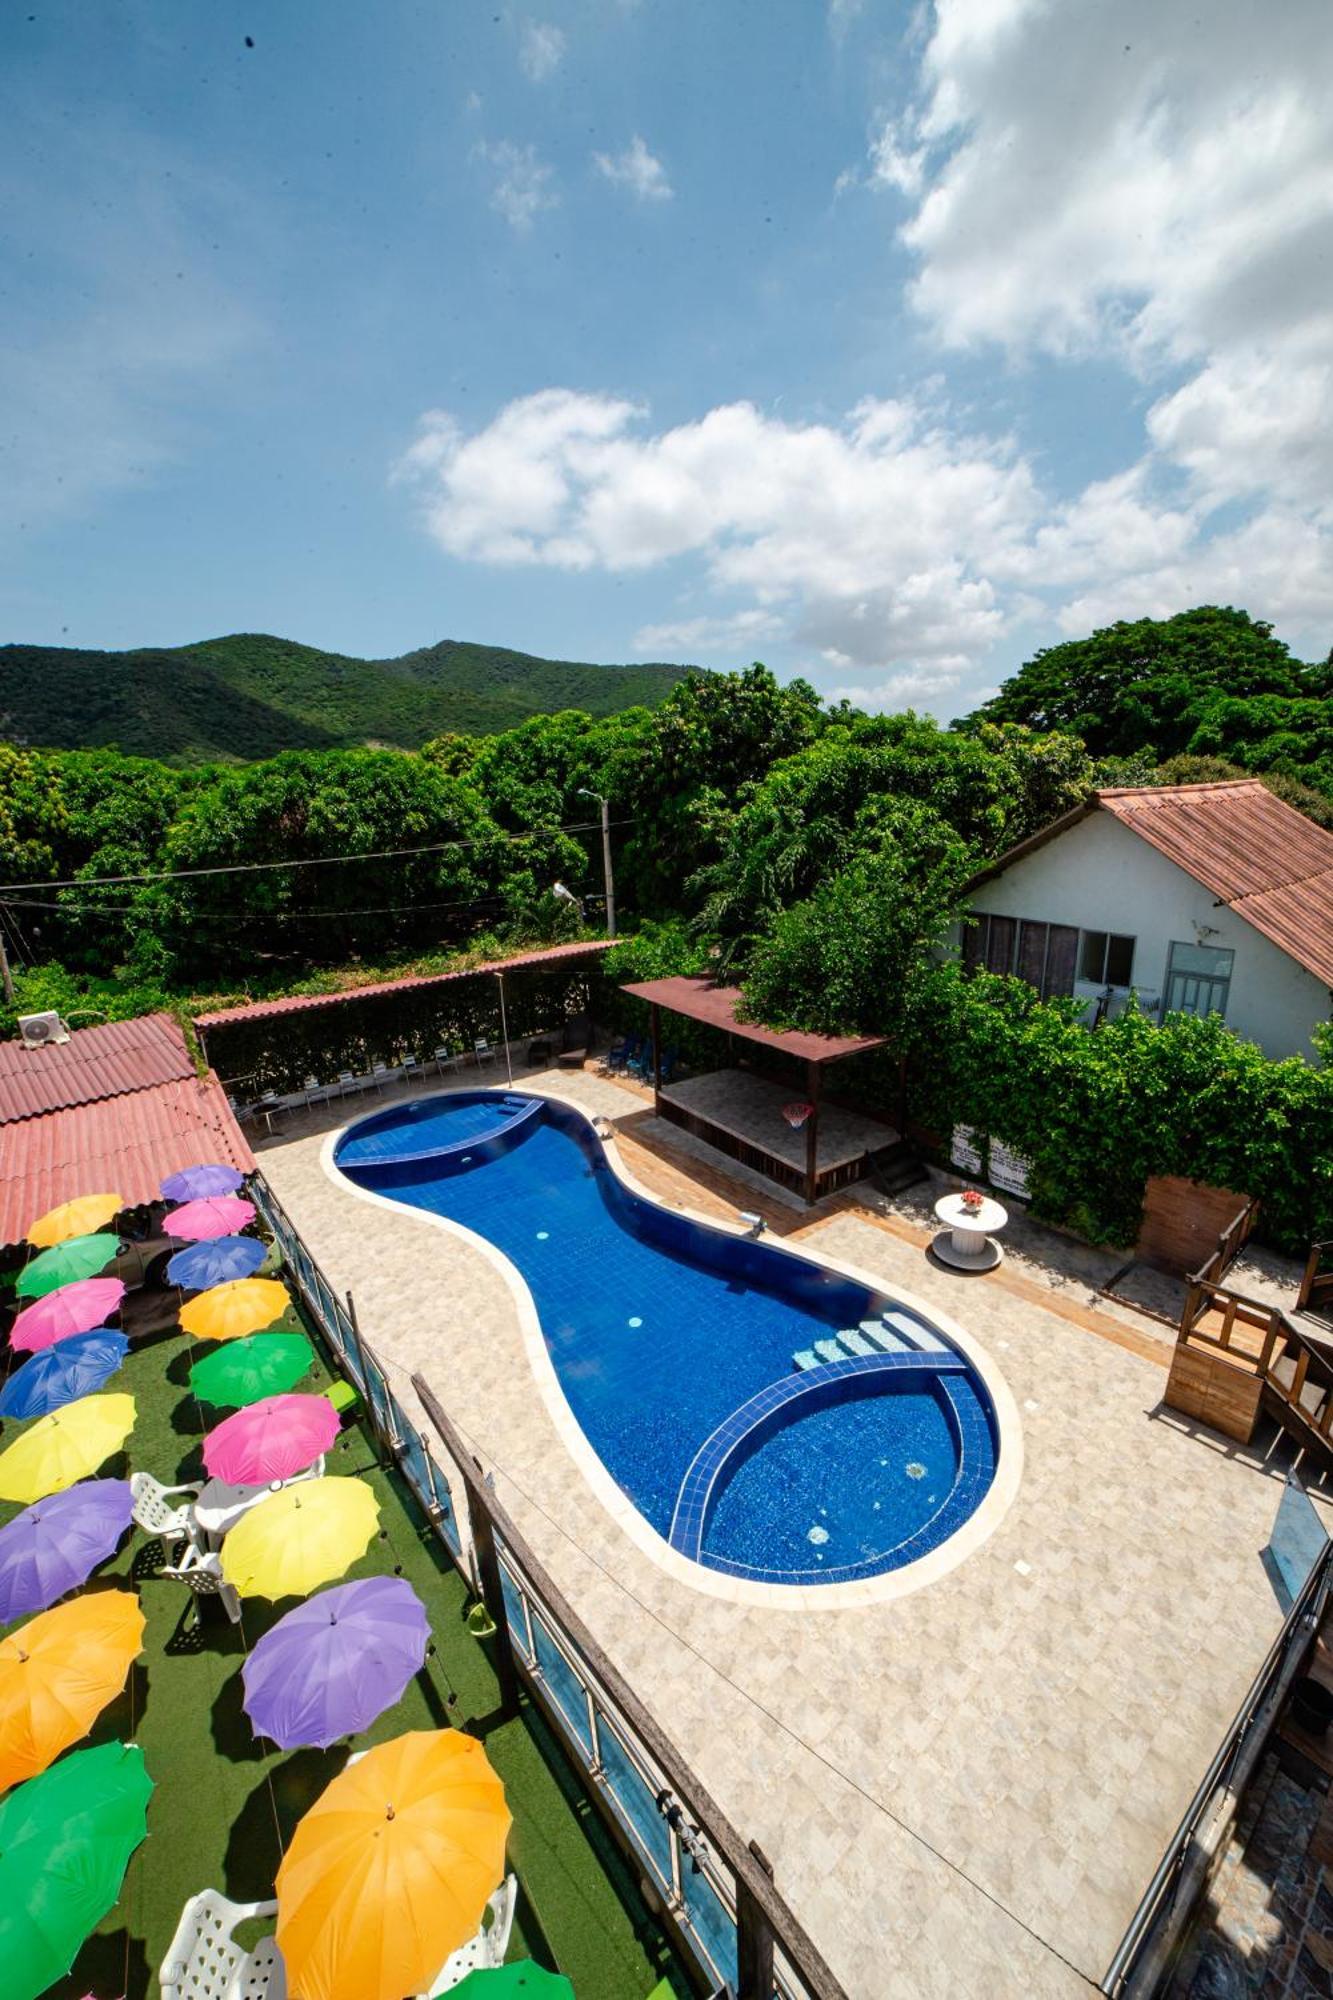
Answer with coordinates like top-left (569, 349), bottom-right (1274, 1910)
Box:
top-left (320, 1082), bottom-right (1023, 1611)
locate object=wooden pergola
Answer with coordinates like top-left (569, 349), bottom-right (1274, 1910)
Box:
top-left (620, 976), bottom-right (888, 1205)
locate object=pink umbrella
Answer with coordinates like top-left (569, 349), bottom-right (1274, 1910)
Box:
top-left (202, 1393), bottom-right (339, 1486)
top-left (10, 1279), bottom-right (127, 1353)
top-left (167, 1196), bottom-right (256, 1242)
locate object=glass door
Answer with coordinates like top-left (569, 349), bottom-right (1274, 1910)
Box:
top-left (1164, 941), bottom-right (1234, 1020)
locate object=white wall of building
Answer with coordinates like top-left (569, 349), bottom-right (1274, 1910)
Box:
top-left (963, 810), bottom-right (1330, 1060)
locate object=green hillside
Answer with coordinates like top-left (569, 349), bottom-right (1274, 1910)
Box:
top-left (0, 632), bottom-right (695, 761)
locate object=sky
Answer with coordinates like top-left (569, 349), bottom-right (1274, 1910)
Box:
top-left (3, 0), bottom-right (1332, 721)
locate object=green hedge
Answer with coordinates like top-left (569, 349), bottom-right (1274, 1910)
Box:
top-left (898, 965), bottom-right (1332, 1252)
top-left (198, 964), bottom-right (598, 1098)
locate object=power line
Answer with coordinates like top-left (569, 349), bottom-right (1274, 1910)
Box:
top-left (1, 891), bottom-right (516, 924)
top-left (0, 816), bottom-right (636, 894)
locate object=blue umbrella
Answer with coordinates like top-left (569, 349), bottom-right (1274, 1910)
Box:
top-left (166, 1235), bottom-right (267, 1290)
top-left (0, 1331), bottom-right (130, 1421)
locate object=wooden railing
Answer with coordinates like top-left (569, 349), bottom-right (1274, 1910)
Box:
top-left (1190, 1196), bottom-right (1261, 1291)
top-left (1298, 1240), bottom-right (1333, 1318)
top-left (1181, 1276), bottom-right (1333, 1453)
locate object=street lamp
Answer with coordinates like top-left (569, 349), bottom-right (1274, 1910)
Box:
top-left (576, 789), bottom-right (617, 939)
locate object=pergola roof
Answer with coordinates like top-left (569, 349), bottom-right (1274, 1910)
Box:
top-left (620, 977), bottom-right (886, 1065)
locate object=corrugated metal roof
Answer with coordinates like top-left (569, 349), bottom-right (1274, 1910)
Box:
top-left (967, 781), bottom-right (1333, 992)
top-left (0, 1072), bottom-right (255, 1247)
top-left (193, 938), bottom-right (613, 1029)
top-left (0, 1013), bottom-right (195, 1122)
top-left (620, 976), bottom-right (888, 1063)
top-left (1098, 782), bottom-right (1333, 989)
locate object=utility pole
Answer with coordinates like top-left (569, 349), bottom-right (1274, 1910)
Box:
top-left (0, 907), bottom-right (14, 1008)
top-left (577, 789), bottom-right (617, 938)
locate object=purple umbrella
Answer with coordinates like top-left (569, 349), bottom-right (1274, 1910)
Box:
top-left (0, 1477), bottom-right (134, 1623)
top-left (160, 1163), bottom-right (245, 1203)
top-left (241, 1576), bottom-right (429, 1749)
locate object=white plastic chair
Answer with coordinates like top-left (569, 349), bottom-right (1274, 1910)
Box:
top-left (418, 1874), bottom-right (517, 1995)
top-left (434, 1046), bottom-right (463, 1075)
top-left (156, 1545), bottom-right (243, 1625)
top-left (130, 1471), bottom-right (203, 1549)
top-left (474, 1039), bottom-right (496, 1070)
top-left (160, 1888), bottom-right (284, 1999)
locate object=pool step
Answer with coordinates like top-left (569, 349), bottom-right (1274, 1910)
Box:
top-left (791, 1310), bottom-right (952, 1373)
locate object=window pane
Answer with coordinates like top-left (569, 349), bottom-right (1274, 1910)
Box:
top-left (1045, 925), bottom-right (1079, 998)
top-left (1168, 941), bottom-right (1234, 978)
top-left (1105, 934), bottom-right (1135, 986)
top-left (1079, 931), bottom-right (1107, 982)
top-left (962, 915), bottom-right (985, 972)
top-left (983, 914), bottom-right (1016, 976)
top-left (1015, 921), bottom-right (1048, 992)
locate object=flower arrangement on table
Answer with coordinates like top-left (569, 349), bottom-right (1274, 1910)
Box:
top-left (960, 1188), bottom-right (986, 1214)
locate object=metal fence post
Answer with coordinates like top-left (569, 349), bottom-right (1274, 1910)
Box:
top-left (736, 1841), bottom-right (776, 2000)
top-left (456, 1460), bottom-right (522, 1719)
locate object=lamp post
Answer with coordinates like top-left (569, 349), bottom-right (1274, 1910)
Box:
top-left (577, 789), bottom-right (617, 939)
top-left (492, 971), bottom-right (514, 1086)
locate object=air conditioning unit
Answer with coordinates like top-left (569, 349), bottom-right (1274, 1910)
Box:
top-left (17, 1011), bottom-right (69, 1048)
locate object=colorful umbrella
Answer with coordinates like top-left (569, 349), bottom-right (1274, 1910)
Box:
top-left (26, 1195), bottom-right (122, 1251)
top-left (451, 1969), bottom-right (574, 1999)
top-left (0, 1330), bottom-right (129, 1420)
top-left (166, 1234), bottom-right (266, 1291)
top-left (189, 1332), bottom-right (315, 1410)
top-left (204, 1392), bottom-right (338, 1487)
top-left (242, 1576), bottom-right (428, 1749)
top-left (0, 1395), bottom-right (136, 1504)
top-left (276, 1730), bottom-right (510, 2000)
top-left (221, 1476), bottom-right (379, 1600)
top-left (0, 1481), bottom-right (134, 1625)
top-left (15, 1235), bottom-right (118, 1301)
top-left (179, 1277), bottom-right (288, 1344)
top-left (160, 1163), bottom-right (244, 1202)
top-left (166, 1195), bottom-right (256, 1242)
top-left (0, 1739), bottom-right (152, 2000)
top-left (9, 1279), bottom-right (126, 1354)
top-left (0, 1590), bottom-right (145, 1792)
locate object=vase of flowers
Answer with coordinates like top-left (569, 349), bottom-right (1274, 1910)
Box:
top-left (960, 1188), bottom-right (985, 1215)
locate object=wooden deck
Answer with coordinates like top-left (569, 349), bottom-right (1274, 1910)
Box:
top-left (656, 1069), bottom-right (894, 1204)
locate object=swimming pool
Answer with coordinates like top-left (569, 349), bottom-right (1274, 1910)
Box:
top-left (332, 1089), bottom-right (1007, 1592)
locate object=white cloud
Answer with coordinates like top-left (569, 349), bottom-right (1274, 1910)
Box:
top-left (472, 140), bottom-right (559, 232)
top-left (593, 136), bottom-right (673, 203)
top-left (633, 609), bottom-right (786, 656)
top-left (518, 21), bottom-right (565, 82)
top-left (824, 666), bottom-right (965, 712)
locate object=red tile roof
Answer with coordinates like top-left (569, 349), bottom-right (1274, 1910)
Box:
top-left (0, 1012), bottom-right (195, 1121)
top-left (968, 781), bottom-right (1333, 991)
top-left (0, 1013), bottom-right (254, 1247)
top-left (192, 938), bottom-right (613, 1029)
top-left (620, 976), bottom-right (888, 1063)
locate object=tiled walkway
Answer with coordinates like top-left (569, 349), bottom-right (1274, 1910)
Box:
top-left (255, 1063), bottom-right (1327, 2000)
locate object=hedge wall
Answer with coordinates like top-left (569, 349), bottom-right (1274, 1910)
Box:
top-left (898, 964), bottom-right (1333, 1253)
top-left (199, 964), bottom-right (599, 1098)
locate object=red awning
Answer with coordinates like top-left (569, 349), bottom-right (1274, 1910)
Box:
top-left (620, 977), bottom-right (887, 1064)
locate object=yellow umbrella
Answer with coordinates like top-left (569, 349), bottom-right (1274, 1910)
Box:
top-left (276, 1730), bottom-right (510, 2000)
top-left (0, 1590), bottom-right (145, 1792)
top-left (220, 1477), bottom-right (379, 1599)
top-left (27, 1194), bottom-right (124, 1249)
top-left (0, 1395), bottom-right (137, 1504)
top-left (179, 1278), bottom-right (289, 1344)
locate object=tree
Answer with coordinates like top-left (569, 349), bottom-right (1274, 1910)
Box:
top-left (971, 606), bottom-right (1313, 758)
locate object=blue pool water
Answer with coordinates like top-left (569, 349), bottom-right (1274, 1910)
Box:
top-left (335, 1090), bottom-right (998, 1585)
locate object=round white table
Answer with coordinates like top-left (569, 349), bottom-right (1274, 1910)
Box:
top-left (932, 1192), bottom-right (1008, 1271)
top-left (194, 1475), bottom-right (290, 1547)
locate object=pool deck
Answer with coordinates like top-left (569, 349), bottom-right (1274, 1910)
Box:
top-left (255, 1064), bottom-right (1331, 2000)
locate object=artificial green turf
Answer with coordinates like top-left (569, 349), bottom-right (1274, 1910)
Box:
top-left (0, 1302), bottom-right (692, 2000)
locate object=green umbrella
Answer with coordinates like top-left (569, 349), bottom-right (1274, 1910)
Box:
top-left (0, 1739), bottom-right (153, 2000)
top-left (190, 1331), bottom-right (315, 1409)
top-left (448, 1968), bottom-right (575, 1999)
top-left (16, 1235), bottom-right (118, 1300)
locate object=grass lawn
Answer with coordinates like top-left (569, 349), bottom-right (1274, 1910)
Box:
top-left (0, 1283), bottom-right (691, 2000)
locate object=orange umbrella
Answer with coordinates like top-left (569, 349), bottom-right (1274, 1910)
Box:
top-left (27, 1195), bottom-right (123, 1250)
top-left (179, 1278), bottom-right (289, 1344)
top-left (276, 1730), bottom-right (510, 2000)
top-left (0, 1590), bottom-right (145, 1792)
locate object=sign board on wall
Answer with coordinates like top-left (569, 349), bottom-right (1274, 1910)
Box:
top-left (989, 1139), bottom-right (1033, 1201)
top-left (950, 1125), bottom-right (983, 1175)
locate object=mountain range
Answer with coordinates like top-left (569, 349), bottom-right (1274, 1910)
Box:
top-left (0, 632), bottom-right (696, 762)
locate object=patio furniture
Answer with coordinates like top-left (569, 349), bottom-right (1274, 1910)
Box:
top-left (324, 1379), bottom-right (363, 1427)
top-left (474, 1039), bottom-right (496, 1069)
top-left (256, 1092), bottom-right (284, 1136)
top-left (160, 1887), bottom-right (284, 1999)
top-left (193, 1460), bottom-right (324, 1545)
top-left (129, 1471), bottom-right (203, 1550)
top-left (336, 1070), bottom-right (357, 1097)
top-left (400, 1055), bottom-right (421, 1087)
top-left (302, 1076), bottom-right (331, 1110)
top-left (597, 1035), bottom-right (629, 1074)
top-left (420, 1874), bottom-right (518, 1994)
top-left (371, 1062), bottom-right (392, 1093)
top-left (434, 1046), bottom-right (464, 1076)
top-left (527, 1039), bottom-right (555, 1066)
top-left (932, 1192), bottom-right (1008, 1272)
top-left (155, 1544), bottom-right (243, 1624)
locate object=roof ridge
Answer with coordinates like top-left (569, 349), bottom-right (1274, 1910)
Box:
top-left (1095, 779), bottom-right (1264, 800)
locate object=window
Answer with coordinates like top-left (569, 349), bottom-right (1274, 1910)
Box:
top-left (1079, 930), bottom-right (1136, 987)
top-left (1164, 941), bottom-right (1234, 1020)
top-left (964, 912), bottom-right (1077, 998)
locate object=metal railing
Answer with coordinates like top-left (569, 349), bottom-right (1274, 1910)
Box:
top-left (250, 1171), bottom-right (845, 2000)
top-left (1101, 1502), bottom-right (1333, 1996)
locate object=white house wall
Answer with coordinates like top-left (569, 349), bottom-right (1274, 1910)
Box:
top-left (964, 811), bottom-right (1330, 1060)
